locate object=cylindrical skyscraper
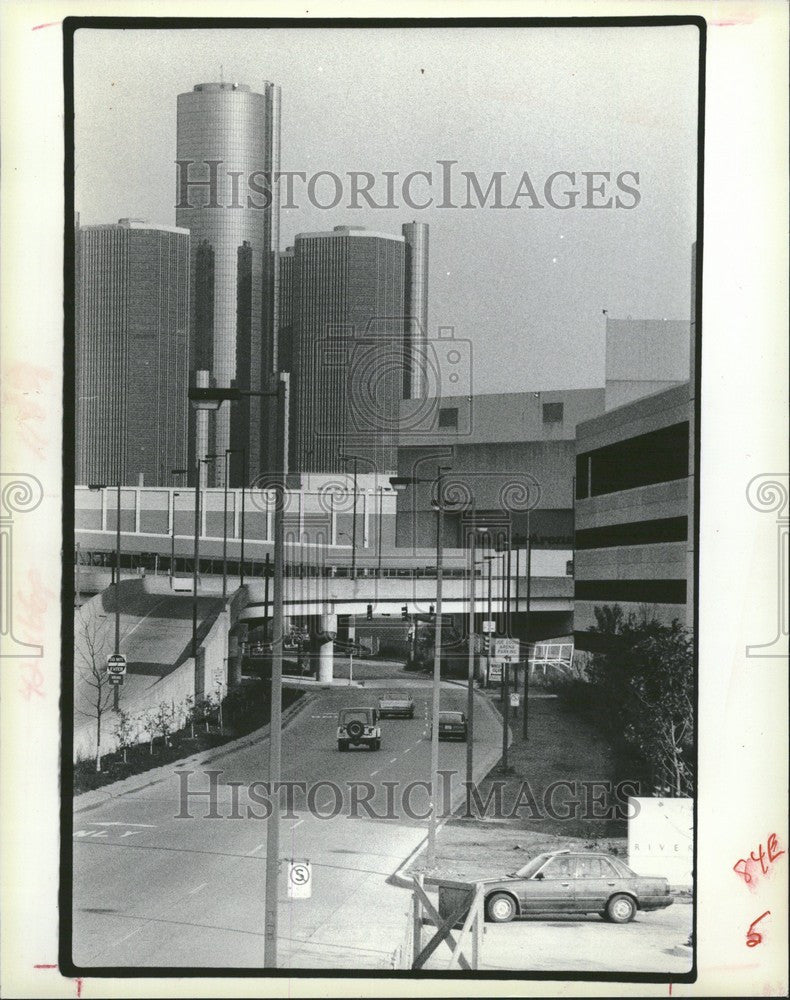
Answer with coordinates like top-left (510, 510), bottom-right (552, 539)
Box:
top-left (76, 218), bottom-right (190, 487)
top-left (176, 81), bottom-right (280, 485)
top-left (291, 226), bottom-right (405, 474)
top-left (402, 221), bottom-right (429, 399)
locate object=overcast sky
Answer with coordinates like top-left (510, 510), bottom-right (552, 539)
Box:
top-left (74, 25), bottom-right (699, 395)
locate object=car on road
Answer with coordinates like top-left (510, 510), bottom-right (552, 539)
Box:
top-left (481, 849), bottom-right (673, 924)
top-left (377, 692), bottom-right (415, 719)
top-left (431, 710), bottom-right (467, 741)
top-left (337, 707), bottom-right (381, 751)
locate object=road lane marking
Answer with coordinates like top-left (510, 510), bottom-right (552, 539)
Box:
top-left (370, 769), bottom-right (380, 777)
top-left (120, 597), bottom-right (169, 646)
top-left (403, 748), bottom-right (412, 754)
top-left (291, 819), bottom-right (304, 829)
top-left (389, 757), bottom-right (398, 763)
top-left (187, 883), bottom-right (208, 895)
top-left (248, 843), bottom-right (265, 855)
top-left (88, 822), bottom-right (156, 828)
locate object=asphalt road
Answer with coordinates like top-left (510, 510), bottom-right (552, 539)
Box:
top-left (72, 679), bottom-right (503, 969)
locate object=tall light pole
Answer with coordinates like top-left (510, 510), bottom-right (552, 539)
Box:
top-left (192, 456), bottom-right (217, 659)
top-left (170, 468), bottom-right (189, 583)
top-left (483, 551), bottom-right (494, 688)
top-left (88, 481), bottom-right (122, 711)
top-left (215, 447), bottom-right (244, 600)
top-left (189, 376), bottom-right (289, 968)
top-left (523, 512), bottom-right (532, 740)
top-left (170, 492), bottom-right (180, 582)
top-left (377, 485), bottom-right (384, 574)
top-left (239, 447), bottom-right (247, 587)
top-left (340, 452), bottom-right (378, 579)
top-left (391, 464), bottom-right (452, 870)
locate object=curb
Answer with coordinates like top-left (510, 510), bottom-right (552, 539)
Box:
top-left (74, 691), bottom-right (318, 813)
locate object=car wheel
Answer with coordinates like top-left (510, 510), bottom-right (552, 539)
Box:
top-left (486, 892), bottom-right (517, 923)
top-left (606, 894), bottom-right (636, 923)
top-left (337, 740), bottom-right (349, 752)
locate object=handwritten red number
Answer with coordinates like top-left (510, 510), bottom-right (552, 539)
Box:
top-left (746, 910), bottom-right (770, 947)
top-left (767, 833), bottom-right (785, 864)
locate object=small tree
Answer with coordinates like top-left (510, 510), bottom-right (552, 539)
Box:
top-left (184, 695), bottom-right (198, 739)
top-left (138, 708), bottom-right (157, 754)
top-left (153, 701), bottom-right (176, 748)
top-left (75, 614), bottom-right (114, 772)
top-left (114, 710), bottom-right (136, 764)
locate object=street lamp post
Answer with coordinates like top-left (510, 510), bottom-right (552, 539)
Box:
top-left (390, 464), bottom-right (451, 871)
top-left (189, 377), bottom-right (289, 969)
top-left (170, 468), bottom-right (189, 583)
top-left (465, 523), bottom-right (476, 814)
top-left (216, 447), bottom-right (244, 600)
top-left (523, 514), bottom-right (532, 740)
top-left (170, 492), bottom-right (180, 581)
top-left (192, 456), bottom-right (217, 659)
top-left (88, 481), bottom-right (122, 711)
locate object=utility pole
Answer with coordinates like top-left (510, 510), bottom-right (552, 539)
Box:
top-left (523, 515), bottom-right (532, 739)
top-left (264, 373), bottom-right (288, 968)
top-left (465, 523), bottom-right (476, 814)
top-left (427, 464), bottom-right (447, 869)
top-left (113, 480), bottom-right (121, 711)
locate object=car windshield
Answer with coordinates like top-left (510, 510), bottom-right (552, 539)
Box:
top-left (440, 712), bottom-right (464, 723)
top-left (341, 709), bottom-right (372, 723)
top-left (512, 852), bottom-right (554, 878)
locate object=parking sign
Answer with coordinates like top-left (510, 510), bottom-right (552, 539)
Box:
top-left (287, 860), bottom-right (312, 899)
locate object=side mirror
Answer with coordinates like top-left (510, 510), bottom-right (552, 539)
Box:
top-left (534, 871), bottom-right (544, 881)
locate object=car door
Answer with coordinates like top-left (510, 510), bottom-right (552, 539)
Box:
top-left (520, 855), bottom-right (577, 914)
top-left (574, 856), bottom-right (621, 912)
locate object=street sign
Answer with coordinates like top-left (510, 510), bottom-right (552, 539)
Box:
top-left (108, 675), bottom-right (124, 687)
top-left (510, 692), bottom-right (521, 708)
top-left (287, 860), bottom-right (312, 899)
top-left (482, 619), bottom-right (496, 634)
top-left (488, 662), bottom-right (503, 684)
top-left (106, 653), bottom-right (127, 676)
top-left (493, 638), bottom-right (520, 663)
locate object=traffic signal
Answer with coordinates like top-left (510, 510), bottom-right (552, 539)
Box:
top-left (429, 604), bottom-right (435, 617)
top-left (401, 605), bottom-right (408, 620)
top-left (366, 603), bottom-right (373, 621)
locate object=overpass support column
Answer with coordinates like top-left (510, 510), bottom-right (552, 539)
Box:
top-left (318, 613), bottom-right (337, 684)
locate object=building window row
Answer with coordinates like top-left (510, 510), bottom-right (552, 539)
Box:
top-left (575, 421), bottom-right (689, 499)
top-left (574, 578), bottom-right (687, 604)
top-left (574, 516), bottom-right (687, 550)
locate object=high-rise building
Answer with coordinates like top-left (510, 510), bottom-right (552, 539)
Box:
top-left (402, 221), bottom-right (429, 399)
top-left (75, 218), bottom-right (190, 487)
top-left (290, 226), bottom-right (406, 474)
top-left (176, 80), bottom-right (281, 485)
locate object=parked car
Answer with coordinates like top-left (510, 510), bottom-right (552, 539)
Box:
top-left (337, 707), bottom-right (381, 751)
top-left (378, 692), bottom-right (415, 719)
top-left (431, 710), bottom-right (467, 741)
top-left (480, 849), bottom-right (673, 923)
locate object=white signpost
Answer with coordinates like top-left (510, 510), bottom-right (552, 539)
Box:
top-left (287, 860), bottom-right (312, 899)
top-left (492, 638), bottom-right (520, 663)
